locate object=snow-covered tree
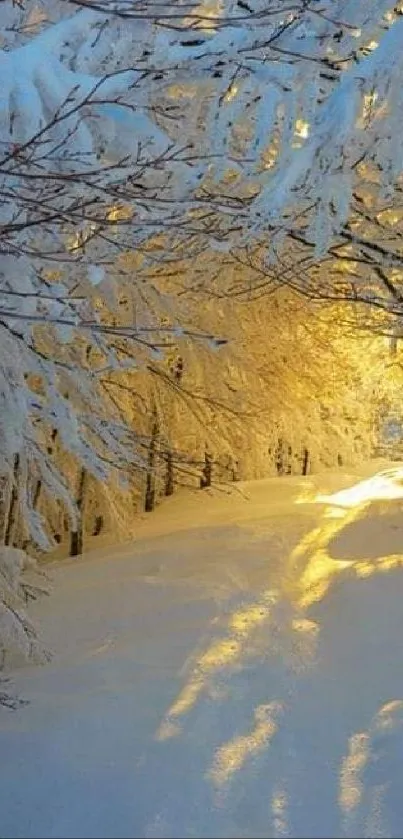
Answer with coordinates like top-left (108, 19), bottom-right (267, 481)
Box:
top-left (2, 0), bottom-right (403, 663)
top-left (2, 1), bottom-right (403, 277)
top-left (0, 545), bottom-right (49, 675)
top-left (1, 1), bottom-right (403, 524)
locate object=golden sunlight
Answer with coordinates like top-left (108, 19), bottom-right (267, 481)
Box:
top-left (156, 591), bottom-right (277, 741)
top-left (208, 701), bottom-right (283, 790)
top-left (339, 700), bottom-right (403, 833)
top-left (289, 468), bottom-right (403, 608)
top-left (156, 466), bottom-right (403, 792)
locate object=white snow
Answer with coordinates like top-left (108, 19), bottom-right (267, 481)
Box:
top-left (2, 461), bottom-right (403, 838)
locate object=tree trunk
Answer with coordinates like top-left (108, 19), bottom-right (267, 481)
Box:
top-left (0, 477), bottom-right (8, 544)
top-left (200, 450), bottom-right (213, 489)
top-left (70, 466), bottom-right (87, 557)
top-left (302, 448), bottom-right (310, 476)
top-left (144, 406), bottom-right (159, 512)
top-left (4, 454), bottom-right (20, 546)
top-left (32, 429), bottom-right (58, 514)
top-left (92, 515), bottom-right (104, 537)
top-left (286, 444), bottom-right (292, 474)
top-left (32, 479), bottom-right (42, 509)
top-left (165, 450), bottom-right (174, 496)
top-left (275, 438), bottom-right (284, 475)
top-left (231, 459), bottom-right (240, 482)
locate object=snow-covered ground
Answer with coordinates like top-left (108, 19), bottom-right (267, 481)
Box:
top-left (2, 462), bottom-right (403, 838)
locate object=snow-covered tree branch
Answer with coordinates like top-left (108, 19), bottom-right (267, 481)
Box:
top-left (1, 0), bottom-right (402, 518)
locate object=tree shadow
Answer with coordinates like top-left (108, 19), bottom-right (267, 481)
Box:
top-left (329, 499), bottom-right (403, 562)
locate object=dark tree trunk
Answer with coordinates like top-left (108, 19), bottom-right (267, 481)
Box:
top-left (200, 451), bottom-right (213, 489)
top-left (32, 429), bottom-right (58, 512)
top-left (92, 515), bottom-right (104, 537)
top-left (165, 450), bottom-right (174, 496)
top-left (144, 407), bottom-right (159, 513)
top-left (70, 467), bottom-right (87, 557)
top-left (70, 528), bottom-right (83, 558)
top-left (0, 478), bottom-right (8, 544)
top-left (32, 479), bottom-right (42, 509)
top-left (4, 454), bottom-right (20, 546)
top-left (302, 448), bottom-right (310, 476)
top-left (275, 438), bottom-right (284, 475)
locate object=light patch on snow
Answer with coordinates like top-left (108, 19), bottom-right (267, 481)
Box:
top-left (271, 784), bottom-right (289, 838)
top-left (313, 467), bottom-right (403, 508)
top-left (339, 732), bottom-right (371, 815)
top-left (339, 700), bottom-right (403, 838)
top-left (208, 701), bottom-right (283, 791)
top-left (156, 590), bottom-right (278, 741)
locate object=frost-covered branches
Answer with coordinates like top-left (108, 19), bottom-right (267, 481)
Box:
top-left (2, 1), bottom-right (403, 264)
top-left (57, 0), bottom-right (403, 259)
top-left (3, 1), bottom-right (403, 251)
top-left (1, 0), bottom-right (403, 549)
top-left (0, 545), bottom-right (49, 675)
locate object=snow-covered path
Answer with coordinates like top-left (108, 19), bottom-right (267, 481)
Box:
top-left (2, 464), bottom-right (403, 838)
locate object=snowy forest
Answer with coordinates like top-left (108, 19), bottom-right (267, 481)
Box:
top-left (2, 0), bottom-right (403, 665)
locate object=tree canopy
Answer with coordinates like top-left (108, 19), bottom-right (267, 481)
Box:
top-left (2, 0), bottom-right (403, 668)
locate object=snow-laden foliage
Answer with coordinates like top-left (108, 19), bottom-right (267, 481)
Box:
top-left (1, 0), bottom-right (403, 545)
top-left (0, 545), bottom-right (49, 671)
top-left (2, 1), bottom-right (403, 251)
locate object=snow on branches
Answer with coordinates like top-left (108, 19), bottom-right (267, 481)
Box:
top-left (0, 544), bottom-right (49, 676)
top-left (0, 0), bottom-right (402, 546)
top-left (2, 1), bottom-right (402, 249)
top-left (0, 0), bottom-right (402, 664)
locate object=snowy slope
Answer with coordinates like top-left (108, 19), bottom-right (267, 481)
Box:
top-left (2, 463), bottom-right (403, 838)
